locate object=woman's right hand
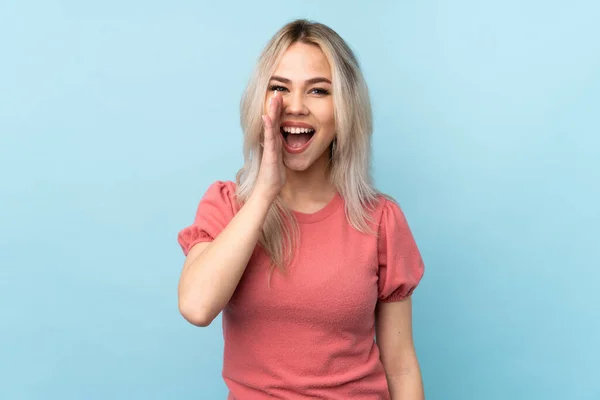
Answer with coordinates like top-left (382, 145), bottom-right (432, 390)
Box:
top-left (255, 91), bottom-right (286, 202)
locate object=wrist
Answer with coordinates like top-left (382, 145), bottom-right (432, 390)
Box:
top-left (247, 190), bottom-right (276, 213)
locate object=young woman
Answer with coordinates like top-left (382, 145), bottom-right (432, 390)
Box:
top-left (177, 19), bottom-right (425, 400)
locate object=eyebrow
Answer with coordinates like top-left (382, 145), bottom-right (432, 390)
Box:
top-left (270, 75), bottom-right (332, 85)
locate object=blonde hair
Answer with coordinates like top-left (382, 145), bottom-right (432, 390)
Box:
top-left (235, 19), bottom-right (384, 275)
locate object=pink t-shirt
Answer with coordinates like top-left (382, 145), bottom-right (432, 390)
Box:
top-left (177, 180), bottom-right (425, 399)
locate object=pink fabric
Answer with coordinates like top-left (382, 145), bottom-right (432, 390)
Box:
top-left (177, 180), bottom-right (425, 399)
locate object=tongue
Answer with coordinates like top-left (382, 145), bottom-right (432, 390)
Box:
top-left (287, 133), bottom-right (312, 149)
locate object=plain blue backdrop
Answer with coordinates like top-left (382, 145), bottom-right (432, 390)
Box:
top-left (1, 1), bottom-right (599, 399)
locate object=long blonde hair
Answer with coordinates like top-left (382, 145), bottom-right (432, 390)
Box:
top-left (236, 19), bottom-right (383, 274)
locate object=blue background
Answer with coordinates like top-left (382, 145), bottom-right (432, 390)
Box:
top-left (1, 1), bottom-right (598, 399)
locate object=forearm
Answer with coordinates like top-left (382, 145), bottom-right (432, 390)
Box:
top-left (386, 357), bottom-right (424, 400)
top-left (178, 192), bottom-right (272, 326)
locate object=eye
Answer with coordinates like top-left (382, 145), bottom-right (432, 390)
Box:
top-left (269, 85), bottom-right (288, 92)
top-left (310, 87), bottom-right (330, 95)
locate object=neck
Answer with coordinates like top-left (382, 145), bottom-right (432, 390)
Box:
top-left (281, 153), bottom-right (336, 204)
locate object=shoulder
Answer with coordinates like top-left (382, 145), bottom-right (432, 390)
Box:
top-left (363, 192), bottom-right (413, 242)
top-left (370, 193), bottom-right (406, 224)
top-left (205, 180), bottom-right (237, 197)
top-left (198, 179), bottom-right (240, 213)
top-left (178, 180), bottom-right (239, 255)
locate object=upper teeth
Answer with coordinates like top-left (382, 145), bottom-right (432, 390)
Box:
top-left (282, 127), bottom-right (314, 134)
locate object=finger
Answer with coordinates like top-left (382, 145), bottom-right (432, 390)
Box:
top-left (262, 114), bottom-right (276, 151)
top-left (274, 94), bottom-right (284, 146)
top-left (268, 91), bottom-right (277, 121)
top-left (262, 114), bottom-right (273, 139)
top-left (268, 93), bottom-right (282, 138)
top-left (271, 91), bottom-right (283, 124)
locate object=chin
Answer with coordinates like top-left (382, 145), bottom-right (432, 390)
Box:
top-left (283, 146), bottom-right (332, 172)
top-left (283, 156), bottom-right (313, 171)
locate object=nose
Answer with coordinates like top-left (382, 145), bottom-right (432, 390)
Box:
top-left (284, 91), bottom-right (309, 116)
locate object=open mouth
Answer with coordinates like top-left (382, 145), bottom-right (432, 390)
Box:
top-left (280, 126), bottom-right (316, 150)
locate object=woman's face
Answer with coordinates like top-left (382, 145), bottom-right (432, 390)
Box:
top-left (264, 42), bottom-right (336, 172)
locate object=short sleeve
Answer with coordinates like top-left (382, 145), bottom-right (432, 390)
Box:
top-left (177, 180), bottom-right (238, 256)
top-left (377, 199), bottom-right (425, 302)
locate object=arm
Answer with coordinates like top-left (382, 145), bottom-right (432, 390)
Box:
top-left (177, 193), bottom-right (272, 327)
top-left (376, 297), bottom-right (425, 400)
top-left (177, 90), bottom-right (285, 327)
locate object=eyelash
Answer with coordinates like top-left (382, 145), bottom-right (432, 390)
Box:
top-left (269, 85), bottom-right (330, 96)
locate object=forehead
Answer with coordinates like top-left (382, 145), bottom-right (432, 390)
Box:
top-left (273, 42), bottom-right (331, 80)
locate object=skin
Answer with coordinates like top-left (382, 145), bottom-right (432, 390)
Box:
top-left (178, 41), bottom-right (424, 400)
top-left (376, 298), bottom-right (425, 399)
top-left (262, 41), bottom-right (338, 213)
top-left (264, 42), bottom-right (425, 399)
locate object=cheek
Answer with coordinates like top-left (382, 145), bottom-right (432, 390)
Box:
top-left (322, 108), bottom-right (336, 132)
top-left (315, 102), bottom-right (335, 129)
